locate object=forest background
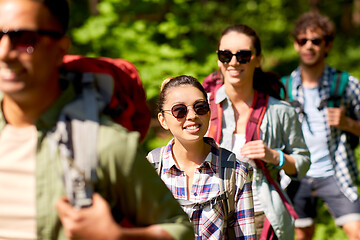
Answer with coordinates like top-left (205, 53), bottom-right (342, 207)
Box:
top-left (67, 0), bottom-right (360, 239)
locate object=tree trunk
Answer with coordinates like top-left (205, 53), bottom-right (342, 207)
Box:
top-left (88, 0), bottom-right (99, 15)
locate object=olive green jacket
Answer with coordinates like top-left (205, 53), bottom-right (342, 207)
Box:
top-left (0, 83), bottom-right (194, 240)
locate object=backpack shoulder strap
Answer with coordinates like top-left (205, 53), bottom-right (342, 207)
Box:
top-left (328, 70), bottom-right (349, 107)
top-left (216, 147), bottom-right (236, 238)
top-left (246, 91), bottom-right (299, 238)
top-left (204, 71), bottom-right (224, 143)
top-left (281, 75), bottom-right (306, 116)
top-left (54, 72), bottom-right (103, 209)
top-left (219, 148), bottom-right (236, 210)
top-left (246, 91), bottom-right (269, 142)
top-left (208, 91), bottom-right (223, 143)
top-left (280, 75), bottom-right (293, 101)
top-left (148, 146), bottom-right (165, 175)
top-left (203, 70), bottom-right (223, 93)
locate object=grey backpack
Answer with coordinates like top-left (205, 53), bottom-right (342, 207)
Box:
top-left (49, 72), bottom-right (108, 209)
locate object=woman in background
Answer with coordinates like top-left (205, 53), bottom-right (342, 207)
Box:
top-left (203, 25), bottom-right (310, 239)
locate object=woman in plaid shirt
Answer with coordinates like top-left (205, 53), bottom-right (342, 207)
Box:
top-left (148, 75), bottom-right (256, 239)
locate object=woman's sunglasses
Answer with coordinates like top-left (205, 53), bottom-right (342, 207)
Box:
top-left (0, 29), bottom-right (63, 53)
top-left (296, 38), bottom-right (323, 46)
top-left (217, 50), bottom-right (253, 64)
top-left (162, 100), bottom-right (210, 119)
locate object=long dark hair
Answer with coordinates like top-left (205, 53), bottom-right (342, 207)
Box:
top-left (219, 25), bottom-right (285, 100)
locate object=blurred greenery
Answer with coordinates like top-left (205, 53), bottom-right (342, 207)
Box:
top-left (67, 0), bottom-right (360, 239)
top-left (68, 0), bottom-right (360, 101)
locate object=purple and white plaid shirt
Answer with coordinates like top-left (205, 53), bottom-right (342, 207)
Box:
top-left (153, 137), bottom-right (255, 240)
top-left (289, 65), bottom-right (360, 202)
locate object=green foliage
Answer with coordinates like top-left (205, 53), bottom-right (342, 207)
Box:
top-left (68, 0), bottom-right (307, 101)
top-left (68, 0), bottom-right (360, 103)
top-left (313, 202), bottom-right (348, 240)
top-left (67, 1), bottom-right (360, 238)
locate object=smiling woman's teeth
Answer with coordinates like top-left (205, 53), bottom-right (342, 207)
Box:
top-left (186, 125), bottom-right (199, 130)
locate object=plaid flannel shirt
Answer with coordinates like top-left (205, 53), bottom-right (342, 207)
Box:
top-left (158, 137), bottom-right (256, 240)
top-left (288, 65), bottom-right (360, 202)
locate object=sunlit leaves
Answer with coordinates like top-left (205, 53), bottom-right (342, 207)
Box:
top-left (69, 0), bottom-right (360, 104)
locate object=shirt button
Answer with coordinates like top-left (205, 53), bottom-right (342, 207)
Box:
top-left (194, 192), bottom-right (197, 196)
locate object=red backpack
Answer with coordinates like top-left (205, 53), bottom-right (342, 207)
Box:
top-left (62, 55), bottom-right (151, 142)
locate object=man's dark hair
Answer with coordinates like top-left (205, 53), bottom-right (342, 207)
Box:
top-left (292, 11), bottom-right (335, 44)
top-left (37, 0), bottom-right (70, 34)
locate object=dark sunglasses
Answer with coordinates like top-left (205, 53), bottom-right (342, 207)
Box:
top-left (296, 38), bottom-right (323, 46)
top-left (162, 100), bottom-right (210, 119)
top-left (0, 29), bottom-right (63, 53)
top-left (217, 50), bottom-right (253, 64)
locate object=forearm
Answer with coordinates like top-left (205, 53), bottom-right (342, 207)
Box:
top-left (281, 153), bottom-right (297, 175)
top-left (341, 116), bottom-right (360, 136)
top-left (268, 149), bottom-right (297, 175)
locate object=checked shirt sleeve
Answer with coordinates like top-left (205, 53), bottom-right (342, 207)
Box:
top-left (332, 74), bottom-right (360, 201)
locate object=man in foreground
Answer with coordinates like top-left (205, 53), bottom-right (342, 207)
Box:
top-left (0, 0), bottom-right (193, 239)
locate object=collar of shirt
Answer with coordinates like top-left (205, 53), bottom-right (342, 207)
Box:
top-left (161, 137), bottom-right (220, 175)
top-left (292, 65), bottom-right (332, 90)
top-left (215, 84), bottom-right (227, 104)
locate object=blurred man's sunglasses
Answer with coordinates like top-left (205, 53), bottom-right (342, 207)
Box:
top-left (0, 29), bottom-right (63, 54)
top-left (296, 38), bottom-right (323, 46)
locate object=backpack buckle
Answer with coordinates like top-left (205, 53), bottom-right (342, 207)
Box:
top-left (198, 192), bottom-right (228, 209)
top-left (72, 176), bottom-right (93, 209)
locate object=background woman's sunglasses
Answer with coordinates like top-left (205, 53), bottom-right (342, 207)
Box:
top-left (296, 38), bottom-right (323, 46)
top-left (162, 100), bottom-right (210, 119)
top-left (217, 50), bottom-right (252, 64)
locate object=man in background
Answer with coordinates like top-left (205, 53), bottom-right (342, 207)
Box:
top-left (282, 11), bottom-right (360, 240)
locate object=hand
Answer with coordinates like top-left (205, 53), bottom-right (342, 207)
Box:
top-left (327, 106), bottom-right (347, 130)
top-left (56, 193), bottom-right (122, 240)
top-left (240, 140), bottom-right (278, 165)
